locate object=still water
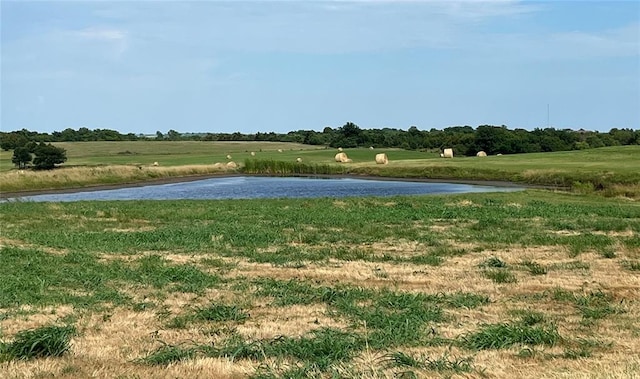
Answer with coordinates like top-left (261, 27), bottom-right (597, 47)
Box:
top-left (9, 176), bottom-right (521, 202)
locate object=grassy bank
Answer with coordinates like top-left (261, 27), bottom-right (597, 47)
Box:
top-left (0, 165), bottom-right (237, 194)
top-left (1, 190), bottom-right (639, 378)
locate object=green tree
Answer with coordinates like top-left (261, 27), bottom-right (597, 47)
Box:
top-left (33, 143), bottom-right (67, 170)
top-left (0, 132), bottom-right (28, 151)
top-left (166, 129), bottom-right (181, 141)
top-left (11, 147), bottom-right (32, 169)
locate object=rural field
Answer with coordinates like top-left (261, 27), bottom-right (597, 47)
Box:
top-left (1, 142), bottom-right (639, 198)
top-left (0, 143), bottom-right (639, 378)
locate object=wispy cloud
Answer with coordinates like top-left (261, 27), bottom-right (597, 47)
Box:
top-left (323, 0), bottom-right (540, 19)
top-left (551, 23), bottom-right (640, 58)
top-left (75, 27), bottom-right (127, 42)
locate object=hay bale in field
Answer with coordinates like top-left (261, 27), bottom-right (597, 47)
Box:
top-left (442, 148), bottom-right (454, 158)
top-left (226, 161), bottom-right (238, 169)
top-left (440, 153), bottom-right (444, 158)
top-left (335, 152), bottom-right (350, 163)
top-left (496, 153), bottom-right (503, 156)
top-left (152, 161), bottom-right (159, 166)
top-left (476, 151), bottom-right (487, 157)
top-left (375, 153), bottom-right (389, 165)
top-left (213, 162), bottom-right (225, 169)
top-left (226, 154), bottom-right (232, 160)
top-left (296, 157), bottom-right (303, 163)
top-left (369, 146), bottom-right (374, 150)
top-left (277, 149), bottom-right (283, 153)
top-left (338, 147), bottom-right (343, 152)
top-left (250, 151), bottom-right (256, 156)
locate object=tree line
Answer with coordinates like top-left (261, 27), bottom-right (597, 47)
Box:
top-left (2, 124), bottom-right (638, 162)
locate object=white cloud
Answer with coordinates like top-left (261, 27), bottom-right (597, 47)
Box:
top-left (69, 27), bottom-right (129, 58)
top-left (75, 27), bottom-right (127, 42)
top-left (99, 1), bottom-right (539, 54)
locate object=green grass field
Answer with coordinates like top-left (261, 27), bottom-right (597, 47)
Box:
top-left (0, 141), bottom-right (639, 377)
top-left (1, 142), bottom-right (639, 198)
top-left (1, 190), bottom-right (639, 378)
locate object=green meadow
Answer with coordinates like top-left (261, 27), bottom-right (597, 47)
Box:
top-left (0, 142), bottom-right (639, 378)
top-left (1, 142), bottom-right (639, 198)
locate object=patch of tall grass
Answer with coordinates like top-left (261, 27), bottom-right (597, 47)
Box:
top-left (1, 324), bottom-right (75, 361)
top-left (242, 159), bottom-right (347, 175)
top-left (462, 322), bottom-right (560, 350)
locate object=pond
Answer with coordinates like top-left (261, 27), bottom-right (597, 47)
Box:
top-left (7, 176), bottom-right (522, 202)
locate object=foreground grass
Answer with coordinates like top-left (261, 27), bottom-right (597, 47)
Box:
top-left (1, 190), bottom-right (639, 378)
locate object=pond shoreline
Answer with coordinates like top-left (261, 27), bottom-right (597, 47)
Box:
top-left (0, 173), bottom-right (550, 199)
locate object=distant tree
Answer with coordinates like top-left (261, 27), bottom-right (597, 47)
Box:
top-left (0, 132), bottom-right (28, 151)
top-left (166, 129), bottom-right (181, 141)
top-left (475, 125), bottom-right (511, 155)
top-left (11, 147), bottom-right (32, 169)
top-left (33, 143), bottom-right (67, 170)
top-left (156, 131), bottom-right (164, 140)
top-left (331, 122), bottom-right (363, 148)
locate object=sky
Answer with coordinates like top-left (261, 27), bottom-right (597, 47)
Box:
top-left (1, 0), bottom-right (639, 135)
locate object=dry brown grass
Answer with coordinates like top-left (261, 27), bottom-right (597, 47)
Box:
top-left (1, 240), bottom-right (638, 378)
top-left (0, 164), bottom-right (234, 193)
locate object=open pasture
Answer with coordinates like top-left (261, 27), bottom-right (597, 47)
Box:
top-left (1, 190), bottom-right (639, 378)
top-left (1, 143), bottom-right (639, 198)
top-left (0, 141), bottom-right (326, 172)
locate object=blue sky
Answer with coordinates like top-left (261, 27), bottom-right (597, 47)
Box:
top-left (1, 1), bottom-right (638, 134)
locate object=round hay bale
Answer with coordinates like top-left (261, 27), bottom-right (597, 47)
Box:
top-left (443, 148), bottom-right (454, 158)
top-left (152, 161), bottom-right (159, 166)
top-left (277, 149), bottom-right (283, 153)
top-left (496, 153), bottom-right (503, 156)
top-left (439, 153), bottom-right (444, 158)
top-left (296, 157), bottom-right (302, 163)
top-left (476, 151), bottom-right (487, 157)
top-left (369, 146), bottom-right (374, 150)
top-left (375, 153), bottom-right (389, 165)
top-left (334, 152), bottom-right (349, 163)
top-left (226, 154), bottom-right (232, 160)
top-left (250, 151), bottom-right (256, 156)
top-left (226, 161), bottom-right (238, 169)
top-left (338, 147), bottom-right (343, 152)
top-left (213, 162), bottom-right (225, 169)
